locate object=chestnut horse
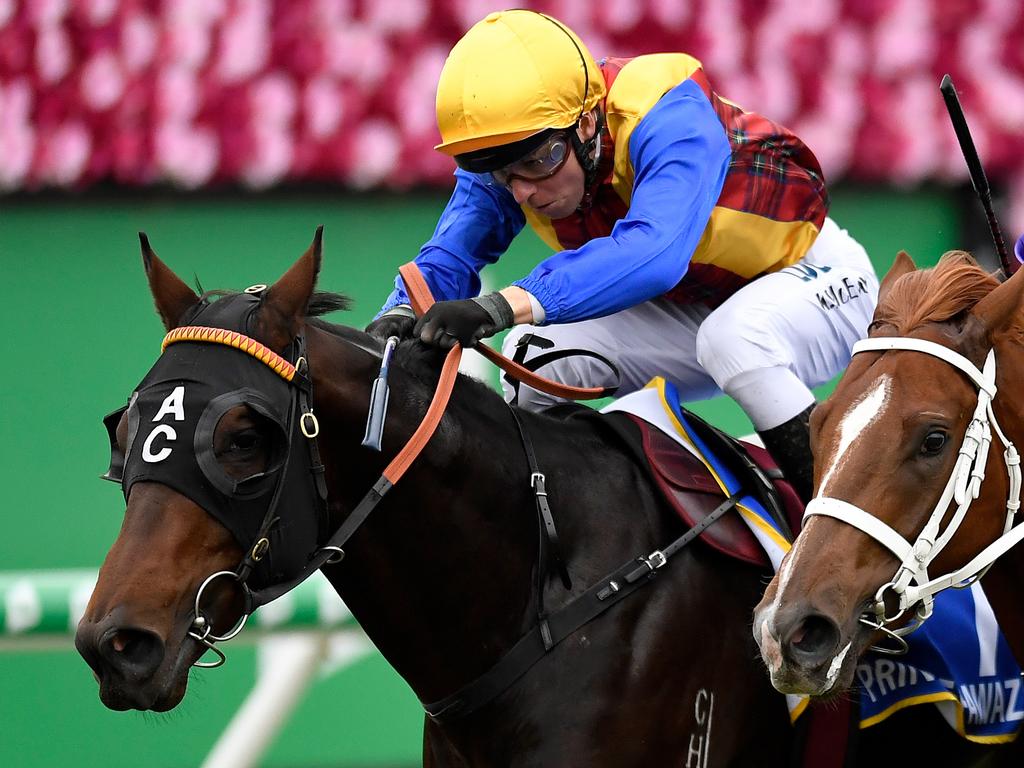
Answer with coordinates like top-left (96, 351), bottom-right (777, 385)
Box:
top-left (76, 233), bottom-right (805, 767)
top-left (753, 251), bottom-right (1024, 763)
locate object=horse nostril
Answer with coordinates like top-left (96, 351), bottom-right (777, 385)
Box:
top-left (785, 614), bottom-right (840, 666)
top-left (98, 627), bottom-right (165, 681)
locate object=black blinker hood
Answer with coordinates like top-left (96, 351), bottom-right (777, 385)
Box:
top-left (103, 292), bottom-right (329, 591)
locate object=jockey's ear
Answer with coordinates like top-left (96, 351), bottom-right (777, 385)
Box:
top-left (876, 250), bottom-right (916, 308)
top-left (578, 109), bottom-right (600, 141)
top-left (260, 226), bottom-right (323, 347)
top-left (140, 232), bottom-right (200, 331)
top-left (968, 257), bottom-right (1024, 344)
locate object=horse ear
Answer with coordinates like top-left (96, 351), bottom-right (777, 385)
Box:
top-left (261, 226), bottom-right (323, 341)
top-left (969, 259), bottom-right (1024, 340)
top-left (877, 251), bottom-right (917, 306)
top-left (140, 232), bottom-right (200, 331)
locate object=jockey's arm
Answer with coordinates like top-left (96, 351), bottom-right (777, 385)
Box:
top-left (376, 170), bottom-right (525, 315)
top-left (512, 79), bottom-right (730, 325)
top-left (377, 79), bottom-right (731, 333)
top-left (497, 286), bottom-right (540, 325)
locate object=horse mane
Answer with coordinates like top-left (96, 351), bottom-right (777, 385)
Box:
top-left (303, 302), bottom-right (506, 406)
top-left (195, 289), bottom-right (353, 316)
top-left (197, 287), bottom-right (579, 426)
top-left (874, 251), bottom-right (1001, 334)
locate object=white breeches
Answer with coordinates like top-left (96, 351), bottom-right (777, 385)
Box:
top-left (501, 217), bottom-right (879, 430)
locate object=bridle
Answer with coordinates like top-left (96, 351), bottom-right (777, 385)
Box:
top-left (110, 255), bottom-right (738, 723)
top-left (804, 336), bottom-right (1022, 652)
top-left (107, 318), bottom-right (331, 668)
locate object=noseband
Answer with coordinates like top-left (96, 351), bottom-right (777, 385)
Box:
top-left (804, 337), bottom-right (1022, 651)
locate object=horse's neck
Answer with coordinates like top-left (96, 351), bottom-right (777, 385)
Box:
top-left (303, 329), bottom-right (573, 695)
top-left (304, 327), bottom-right (663, 707)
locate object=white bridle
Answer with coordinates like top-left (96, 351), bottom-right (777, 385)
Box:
top-left (804, 337), bottom-right (1022, 647)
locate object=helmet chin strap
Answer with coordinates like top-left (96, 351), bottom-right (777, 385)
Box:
top-left (571, 110), bottom-right (605, 210)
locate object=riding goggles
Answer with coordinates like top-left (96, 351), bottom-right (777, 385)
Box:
top-left (489, 131), bottom-right (571, 188)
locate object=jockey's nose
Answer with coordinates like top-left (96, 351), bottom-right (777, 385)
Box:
top-left (509, 178), bottom-right (537, 206)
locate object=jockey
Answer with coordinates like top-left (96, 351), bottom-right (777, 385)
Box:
top-left (366, 9), bottom-right (878, 503)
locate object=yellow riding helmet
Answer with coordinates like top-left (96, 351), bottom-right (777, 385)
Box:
top-left (435, 10), bottom-right (606, 158)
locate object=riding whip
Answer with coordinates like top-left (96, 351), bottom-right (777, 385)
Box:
top-left (939, 74), bottom-right (1018, 277)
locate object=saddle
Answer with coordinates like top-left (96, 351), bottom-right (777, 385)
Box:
top-left (589, 407), bottom-right (804, 566)
top-left (607, 410), bottom-right (852, 768)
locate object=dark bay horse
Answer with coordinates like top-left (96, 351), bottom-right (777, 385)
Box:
top-left (753, 251), bottom-right (1024, 763)
top-left (75, 233), bottom-right (798, 766)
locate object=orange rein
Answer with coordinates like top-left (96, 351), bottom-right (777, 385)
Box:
top-left (397, 263), bottom-right (609, 400)
top-left (380, 263), bottom-right (608, 485)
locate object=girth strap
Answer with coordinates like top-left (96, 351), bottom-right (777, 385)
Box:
top-left (506, 403), bottom-right (572, 594)
top-left (423, 491), bottom-right (743, 720)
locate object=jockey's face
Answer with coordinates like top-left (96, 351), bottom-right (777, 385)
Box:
top-left (506, 112), bottom-right (598, 220)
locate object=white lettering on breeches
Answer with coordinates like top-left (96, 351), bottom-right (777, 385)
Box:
top-left (696, 218), bottom-right (878, 393)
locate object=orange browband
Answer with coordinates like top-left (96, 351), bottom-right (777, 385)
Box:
top-left (161, 326), bottom-right (297, 382)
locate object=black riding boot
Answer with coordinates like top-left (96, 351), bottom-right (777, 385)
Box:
top-left (757, 405), bottom-right (815, 505)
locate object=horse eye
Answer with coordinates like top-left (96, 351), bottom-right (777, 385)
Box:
top-left (920, 430), bottom-right (948, 456)
top-left (231, 430), bottom-right (261, 452)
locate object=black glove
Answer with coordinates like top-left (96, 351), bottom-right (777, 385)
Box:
top-left (365, 305), bottom-right (416, 341)
top-left (414, 293), bottom-right (515, 350)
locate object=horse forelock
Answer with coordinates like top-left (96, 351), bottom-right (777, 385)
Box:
top-left (875, 251), bottom-right (1000, 334)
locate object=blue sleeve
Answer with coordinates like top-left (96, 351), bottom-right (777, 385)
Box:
top-left (378, 169), bottom-right (526, 313)
top-left (513, 78), bottom-right (731, 324)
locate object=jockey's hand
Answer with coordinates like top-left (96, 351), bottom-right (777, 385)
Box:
top-left (365, 305), bottom-right (416, 341)
top-left (414, 294), bottom-right (514, 350)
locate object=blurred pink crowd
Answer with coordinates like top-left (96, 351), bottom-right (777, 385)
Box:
top-left (2, 0), bottom-right (1024, 225)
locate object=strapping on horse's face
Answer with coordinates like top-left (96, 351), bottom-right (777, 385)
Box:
top-left (102, 292), bottom-right (329, 594)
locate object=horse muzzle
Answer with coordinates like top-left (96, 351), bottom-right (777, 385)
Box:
top-left (75, 610), bottom-right (200, 711)
top-left (753, 602), bottom-right (857, 697)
